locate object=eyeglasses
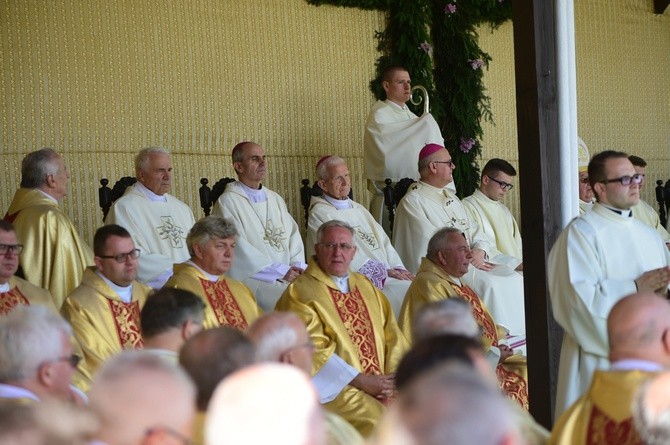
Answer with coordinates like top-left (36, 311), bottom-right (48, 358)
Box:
top-left (486, 175), bottom-right (514, 191)
top-left (600, 174), bottom-right (643, 187)
top-left (55, 354), bottom-right (81, 368)
top-left (579, 177), bottom-right (590, 184)
top-left (432, 160), bottom-right (454, 168)
top-left (319, 242), bottom-right (354, 251)
top-left (98, 249), bottom-right (141, 263)
top-left (145, 426), bottom-right (192, 445)
top-left (0, 244), bottom-right (23, 255)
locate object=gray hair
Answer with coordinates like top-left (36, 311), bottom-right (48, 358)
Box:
top-left (315, 220), bottom-right (354, 244)
top-left (633, 376), bottom-right (670, 445)
top-left (426, 227), bottom-right (464, 261)
top-left (413, 299), bottom-right (480, 343)
top-left (186, 216), bottom-right (239, 257)
top-left (315, 156), bottom-right (346, 181)
top-left (405, 363), bottom-right (519, 445)
top-left (134, 147), bottom-right (170, 173)
top-left (247, 312), bottom-right (302, 363)
top-left (20, 148), bottom-right (62, 189)
top-left (0, 306), bottom-right (72, 382)
top-left (418, 150), bottom-right (442, 175)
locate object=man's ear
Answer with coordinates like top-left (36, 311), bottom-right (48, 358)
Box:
top-left (192, 243), bottom-right (204, 260)
top-left (317, 179), bottom-right (327, 191)
top-left (437, 250), bottom-right (448, 266)
top-left (382, 80), bottom-right (390, 93)
top-left (233, 161), bottom-right (243, 174)
top-left (593, 182), bottom-right (605, 199)
top-left (37, 362), bottom-right (54, 387)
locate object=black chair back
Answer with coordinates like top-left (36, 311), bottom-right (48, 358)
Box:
top-left (99, 176), bottom-right (137, 222)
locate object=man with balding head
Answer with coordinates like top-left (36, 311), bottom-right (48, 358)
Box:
top-left (107, 147), bottom-right (196, 288)
top-left (212, 142), bottom-right (306, 312)
top-left (548, 150), bottom-right (670, 415)
top-left (550, 293), bottom-right (670, 444)
top-left (4, 148), bottom-right (93, 308)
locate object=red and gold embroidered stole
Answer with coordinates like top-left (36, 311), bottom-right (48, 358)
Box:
top-left (199, 278), bottom-right (248, 330)
top-left (454, 283), bottom-right (529, 410)
top-left (107, 299), bottom-right (144, 349)
top-left (328, 286), bottom-right (382, 375)
top-left (0, 287), bottom-right (29, 315)
top-left (586, 405), bottom-right (641, 445)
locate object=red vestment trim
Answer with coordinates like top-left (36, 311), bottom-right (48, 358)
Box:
top-left (496, 365), bottom-right (530, 411)
top-left (328, 286), bottom-right (382, 375)
top-left (0, 287), bottom-right (30, 315)
top-left (453, 284), bottom-right (498, 346)
top-left (4, 212), bottom-right (18, 224)
top-left (199, 278), bottom-right (248, 329)
top-left (585, 405), bottom-right (641, 445)
top-left (107, 299), bottom-right (144, 349)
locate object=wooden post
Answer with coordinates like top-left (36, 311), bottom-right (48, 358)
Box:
top-left (512, 0), bottom-right (564, 429)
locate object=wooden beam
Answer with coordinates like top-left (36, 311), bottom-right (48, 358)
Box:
top-left (654, 0), bottom-right (670, 14)
top-left (512, 0), bottom-right (563, 429)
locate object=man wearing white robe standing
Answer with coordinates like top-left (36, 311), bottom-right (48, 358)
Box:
top-left (212, 142), bottom-right (306, 312)
top-left (628, 155), bottom-right (670, 246)
top-left (364, 65), bottom-right (445, 230)
top-left (548, 150), bottom-right (670, 417)
top-left (107, 147), bottom-right (196, 289)
top-left (306, 155), bottom-right (413, 316)
top-left (463, 158), bottom-right (523, 271)
top-left (393, 143), bottom-right (526, 335)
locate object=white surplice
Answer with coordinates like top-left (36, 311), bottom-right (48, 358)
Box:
top-left (463, 189), bottom-right (523, 269)
top-left (548, 203), bottom-right (670, 416)
top-left (632, 199), bottom-right (670, 243)
top-left (306, 195), bottom-right (410, 316)
top-left (393, 181), bottom-right (526, 335)
top-left (212, 181), bottom-right (306, 311)
top-left (107, 183), bottom-right (195, 286)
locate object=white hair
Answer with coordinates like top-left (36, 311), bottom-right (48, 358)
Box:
top-left (134, 147), bottom-right (171, 173)
top-left (315, 156), bottom-right (346, 181)
top-left (0, 305), bottom-right (72, 382)
top-left (247, 312), bottom-right (302, 362)
top-left (412, 298), bottom-right (480, 343)
top-left (633, 375), bottom-right (670, 445)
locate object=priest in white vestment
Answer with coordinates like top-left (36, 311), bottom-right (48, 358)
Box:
top-left (393, 144), bottom-right (526, 335)
top-left (107, 147), bottom-right (196, 288)
top-left (364, 65), bottom-right (446, 230)
top-left (629, 155), bottom-right (670, 246)
top-left (212, 142), bottom-right (306, 312)
top-left (578, 137), bottom-right (595, 214)
top-left (306, 156), bottom-right (413, 316)
top-left (548, 150), bottom-right (670, 417)
top-left (463, 158), bottom-right (523, 271)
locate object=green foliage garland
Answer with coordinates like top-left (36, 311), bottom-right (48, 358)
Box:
top-left (307, 0), bottom-right (512, 197)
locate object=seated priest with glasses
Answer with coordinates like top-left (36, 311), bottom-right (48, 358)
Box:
top-left (62, 224), bottom-right (151, 392)
top-left (276, 220), bottom-right (408, 437)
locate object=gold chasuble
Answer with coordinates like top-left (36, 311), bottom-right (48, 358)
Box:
top-left (61, 268), bottom-right (150, 391)
top-left (549, 369), bottom-right (653, 445)
top-left (399, 258), bottom-right (529, 410)
top-left (4, 188), bottom-right (93, 308)
top-left (164, 263), bottom-right (261, 330)
top-left (0, 276), bottom-right (57, 314)
top-left (275, 258), bottom-right (409, 436)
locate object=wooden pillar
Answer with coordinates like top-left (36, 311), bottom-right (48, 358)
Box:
top-left (512, 0), bottom-right (564, 429)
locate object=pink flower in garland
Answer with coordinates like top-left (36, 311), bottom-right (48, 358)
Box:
top-left (419, 42), bottom-right (433, 56)
top-left (468, 59), bottom-right (485, 70)
top-left (444, 3), bottom-right (457, 14)
top-left (459, 137), bottom-right (476, 153)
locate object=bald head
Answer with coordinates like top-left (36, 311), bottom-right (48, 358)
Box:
top-left (607, 293), bottom-right (670, 365)
top-left (205, 364), bottom-right (325, 445)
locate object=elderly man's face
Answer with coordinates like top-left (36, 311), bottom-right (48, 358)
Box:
top-left (94, 235), bottom-right (139, 287)
top-left (439, 232), bottom-right (472, 278)
top-left (319, 163), bottom-right (351, 200)
top-left (138, 153), bottom-right (172, 196)
top-left (193, 236), bottom-right (236, 276)
top-left (234, 143), bottom-right (267, 186)
top-left (430, 150), bottom-right (455, 186)
top-left (383, 70), bottom-right (412, 106)
top-left (0, 230), bottom-right (20, 284)
top-left (41, 333), bottom-right (77, 401)
top-left (50, 156), bottom-right (70, 199)
top-left (315, 226), bottom-right (356, 277)
top-left (578, 171), bottom-right (594, 203)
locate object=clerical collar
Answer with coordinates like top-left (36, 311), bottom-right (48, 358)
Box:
top-left (187, 260), bottom-right (220, 282)
top-left (0, 282), bottom-right (10, 293)
top-left (447, 273), bottom-right (462, 287)
top-left (600, 203), bottom-right (633, 217)
top-left (385, 99), bottom-right (409, 111)
top-left (237, 181), bottom-right (267, 203)
top-left (330, 274), bottom-right (350, 293)
top-left (610, 359), bottom-right (663, 372)
top-left (37, 189), bottom-right (59, 204)
top-left (323, 194), bottom-right (353, 210)
top-left (96, 271), bottom-right (133, 303)
top-left (135, 181), bottom-right (168, 203)
top-left (0, 383), bottom-right (40, 402)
